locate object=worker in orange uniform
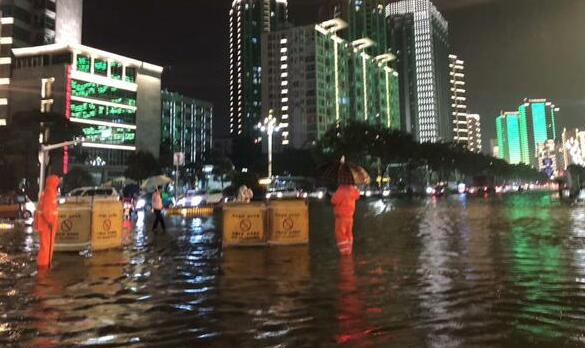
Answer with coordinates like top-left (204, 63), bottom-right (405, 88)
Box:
top-left (331, 184), bottom-right (360, 256)
top-left (34, 175), bottom-right (61, 269)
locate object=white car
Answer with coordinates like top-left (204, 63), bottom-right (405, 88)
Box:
top-left (207, 189), bottom-right (225, 204)
top-left (176, 190), bottom-right (207, 207)
top-left (266, 188), bottom-right (306, 200)
top-left (62, 187), bottom-right (120, 203)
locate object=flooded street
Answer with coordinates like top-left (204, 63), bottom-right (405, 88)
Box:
top-left (2, 193), bottom-right (585, 347)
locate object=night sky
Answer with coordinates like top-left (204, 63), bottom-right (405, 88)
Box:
top-left (83, 0), bottom-right (585, 149)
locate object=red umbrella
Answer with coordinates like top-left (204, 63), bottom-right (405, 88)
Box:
top-left (319, 156), bottom-right (371, 185)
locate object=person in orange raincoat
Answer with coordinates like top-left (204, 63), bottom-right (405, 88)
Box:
top-left (34, 175), bottom-right (60, 269)
top-left (331, 184), bottom-right (360, 256)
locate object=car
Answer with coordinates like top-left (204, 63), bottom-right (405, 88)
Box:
top-left (63, 187), bottom-right (120, 203)
top-left (176, 190), bottom-right (207, 207)
top-left (0, 193), bottom-right (36, 223)
top-left (309, 187), bottom-right (328, 200)
top-left (207, 189), bottom-right (225, 204)
top-left (266, 187), bottom-right (305, 200)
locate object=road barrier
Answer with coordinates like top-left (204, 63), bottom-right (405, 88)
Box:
top-left (221, 199), bottom-right (310, 247)
top-left (166, 206), bottom-right (215, 217)
top-left (55, 199), bottom-right (123, 252)
top-left (267, 200), bottom-right (309, 245)
top-left (91, 200), bottom-right (123, 250)
top-left (55, 203), bottom-right (91, 251)
top-left (222, 202), bottom-right (267, 247)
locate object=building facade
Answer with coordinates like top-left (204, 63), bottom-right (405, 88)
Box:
top-left (10, 44), bottom-right (162, 181)
top-left (161, 91), bottom-right (213, 165)
top-left (229, 0), bottom-right (288, 138)
top-left (536, 139), bottom-right (561, 177)
top-left (261, 19), bottom-right (400, 149)
top-left (0, 0), bottom-right (83, 126)
top-left (449, 54), bottom-right (468, 146)
top-left (467, 113), bottom-right (482, 153)
top-left (518, 98), bottom-right (558, 167)
top-left (319, 0), bottom-right (389, 56)
top-left (387, 0), bottom-right (451, 143)
top-left (496, 112), bottom-right (522, 165)
top-left (561, 128), bottom-right (585, 169)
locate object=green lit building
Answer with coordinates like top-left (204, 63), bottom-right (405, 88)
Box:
top-left (320, 0), bottom-right (390, 56)
top-left (261, 19), bottom-right (400, 149)
top-left (10, 43), bottom-right (163, 182)
top-left (161, 91), bottom-right (213, 165)
top-left (229, 0), bottom-right (288, 138)
top-left (496, 112), bottom-right (523, 165)
top-left (518, 98), bottom-right (558, 167)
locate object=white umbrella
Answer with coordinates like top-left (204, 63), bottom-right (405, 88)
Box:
top-left (141, 175), bottom-right (172, 191)
top-left (105, 176), bottom-right (137, 187)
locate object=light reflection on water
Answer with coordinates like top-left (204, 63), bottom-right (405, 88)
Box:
top-left (2, 194), bottom-right (585, 346)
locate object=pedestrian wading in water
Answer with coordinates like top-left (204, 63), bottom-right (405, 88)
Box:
top-left (34, 175), bottom-right (61, 269)
top-left (152, 186), bottom-right (166, 232)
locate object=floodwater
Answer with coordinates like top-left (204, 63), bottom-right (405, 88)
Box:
top-left (2, 193), bottom-right (585, 347)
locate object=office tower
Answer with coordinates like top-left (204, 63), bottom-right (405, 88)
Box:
top-left (228, 0), bottom-right (288, 138)
top-left (561, 128), bottom-right (585, 169)
top-left (536, 140), bottom-right (560, 177)
top-left (518, 98), bottom-right (558, 167)
top-left (10, 43), bottom-right (163, 181)
top-left (490, 138), bottom-right (499, 158)
top-left (387, 0), bottom-right (451, 143)
top-left (496, 112), bottom-right (523, 164)
top-left (161, 91), bottom-right (213, 165)
top-left (467, 114), bottom-right (481, 153)
top-left (0, 0), bottom-right (83, 126)
top-left (449, 54), bottom-right (468, 146)
top-left (261, 19), bottom-right (400, 149)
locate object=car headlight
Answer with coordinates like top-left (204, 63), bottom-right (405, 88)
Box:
top-left (277, 192), bottom-right (283, 198)
top-left (302, 192), bottom-right (308, 198)
top-left (317, 192), bottom-right (324, 200)
top-left (382, 190), bottom-right (390, 197)
top-left (58, 198), bottom-right (66, 204)
top-left (136, 199), bottom-right (146, 209)
top-left (192, 196), bottom-right (203, 206)
top-left (266, 193), bottom-right (272, 199)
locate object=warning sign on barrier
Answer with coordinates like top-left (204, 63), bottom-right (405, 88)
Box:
top-left (268, 200), bottom-right (309, 245)
top-left (91, 200), bottom-right (123, 250)
top-left (222, 203), bottom-right (266, 246)
top-left (56, 203), bottom-right (91, 251)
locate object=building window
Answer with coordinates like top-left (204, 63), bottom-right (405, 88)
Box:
top-left (76, 54), bottom-right (91, 73)
top-left (41, 77), bottom-right (55, 98)
top-left (41, 99), bottom-right (54, 113)
top-left (94, 59), bottom-right (108, 76)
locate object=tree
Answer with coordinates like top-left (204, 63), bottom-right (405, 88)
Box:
top-left (124, 151), bottom-right (162, 182)
top-left (209, 149), bottom-right (234, 188)
top-left (62, 167), bottom-right (94, 193)
top-left (0, 111), bottom-right (83, 196)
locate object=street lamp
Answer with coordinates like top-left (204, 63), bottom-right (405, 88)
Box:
top-left (257, 110), bottom-right (281, 179)
top-left (38, 136), bottom-right (84, 199)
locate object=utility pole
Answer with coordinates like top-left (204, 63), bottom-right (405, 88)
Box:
top-left (38, 137), bottom-right (84, 200)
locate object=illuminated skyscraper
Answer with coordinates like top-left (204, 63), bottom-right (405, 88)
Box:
top-left (261, 19), bottom-right (400, 149)
top-left (496, 112), bottom-right (523, 164)
top-left (467, 113), bottom-right (482, 153)
top-left (0, 0), bottom-right (83, 126)
top-left (518, 98), bottom-right (558, 167)
top-left (387, 0), bottom-right (451, 143)
top-left (449, 54), bottom-right (468, 146)
top-left (161, 91), bottom-right (213, 165)
top-left (228, 0), bottom-right (288, 138)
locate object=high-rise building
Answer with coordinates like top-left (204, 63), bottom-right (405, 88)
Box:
top-left (228, 0), bottom-right (288, 138)
top-left (387, 0), bottom-right (451, 143)
top-left (536, 139), bottom-right (561, 177)
top-left (0, 0), bottom-right (83, 126)
top-left (561, 128), bottom-right (585, 169)
top-left (496, 112), bottom-right (523, 165)
top-left (10, 43), bottom-right (163, 181)
top-left (449, 54), bottom-right (468, 146)
top-left (467, 113), bottom-right (482, 153)
top-left (518, 98), bottom-right (558, 167)
top-left (319, 0), bottom-right (389, 56)
top-left (161, 91), bottom-right (213, 165)
top-left (261, 19), bottom-right (400, 149)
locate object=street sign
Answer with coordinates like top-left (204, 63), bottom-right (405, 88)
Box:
top-left (173, 152), bottom-right (185, 166)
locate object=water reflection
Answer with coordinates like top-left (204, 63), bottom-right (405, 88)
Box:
top-left (3, 194), bottom-right (585, 346)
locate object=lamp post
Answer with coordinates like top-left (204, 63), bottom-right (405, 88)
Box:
top-left (257, 110), bottom-right (281, 179)
top-left (38, 137), bottom-right (84, 200)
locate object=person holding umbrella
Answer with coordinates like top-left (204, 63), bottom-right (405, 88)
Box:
top-left (321, 156), bottom-right (370, 256)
